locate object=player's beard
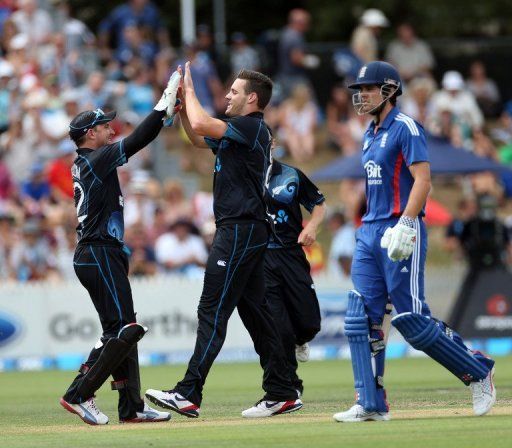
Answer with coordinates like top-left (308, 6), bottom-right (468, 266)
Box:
top-left (226, 100), bottom-right (243, 117)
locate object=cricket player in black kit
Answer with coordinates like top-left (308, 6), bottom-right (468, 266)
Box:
top-left (59, 72), bottom-right (181, 426)
top-left (265, 160), bottom-right (326, 395)
top-left (146, 63), bottom-right (302, 418)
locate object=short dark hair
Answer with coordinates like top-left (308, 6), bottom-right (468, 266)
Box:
top-left (71, 134), bottom-right (86, 147)
top-left (237, 69), bottom-right (273, 109)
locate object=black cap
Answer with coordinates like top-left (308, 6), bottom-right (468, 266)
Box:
top-left (69, 108), bottom-right (116, 140)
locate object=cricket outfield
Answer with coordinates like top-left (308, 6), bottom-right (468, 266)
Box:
top-left (1, 357), bottom-right (511, 448)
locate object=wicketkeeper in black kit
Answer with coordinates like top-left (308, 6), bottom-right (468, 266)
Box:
top-left (145, 63), bottom-right (302, 418)
top-left (59, 71), bottom-right (181, 425)
top-left (265, 159), bottom-right (326, 395)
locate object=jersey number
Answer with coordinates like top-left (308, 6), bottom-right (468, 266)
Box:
top-left (73, 181), bottom-right (88, 223)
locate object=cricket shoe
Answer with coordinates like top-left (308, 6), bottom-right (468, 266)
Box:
top-left (242, 398), bottom-right (303, 418)
top-left (470, 367), bottom-right (496, 416)
top-left (333, 404), bottom-right (390, 422)
top-left (295, 343), bottom-right (310, 362)
top-left (59, 396), bottom-right (109, 425)
top-left (145, 389), bottom-right (199, 418)
top-left (120, 403), bottom-right (171, 423)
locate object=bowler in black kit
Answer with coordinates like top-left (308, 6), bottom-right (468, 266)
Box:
top-left (145, 64), bottom-right (302, 418)
top-left (59, 71), bottom-right (181, 425)
top-left (265, 159), bottom-right (326, 395)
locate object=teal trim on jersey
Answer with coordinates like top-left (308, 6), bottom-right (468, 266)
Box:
top-left (77, 155), bottom-right (102, 184)
top-left (111, 139), bottom-right (127, 168)
top-left (251, 120), bottom-right (263, 151)
top-left (225, 122), bottom-right (251, 146)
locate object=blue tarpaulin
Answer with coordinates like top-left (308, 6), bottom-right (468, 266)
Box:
top-left (311, 136), bottom-right (512, 182)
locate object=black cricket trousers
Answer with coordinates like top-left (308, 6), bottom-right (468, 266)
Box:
top-left (63, 243), bottom-right (144, 420)
top-left (175, 222), bottom-right (297, 406)
top-left (264, 245), bottom-right (322, 393)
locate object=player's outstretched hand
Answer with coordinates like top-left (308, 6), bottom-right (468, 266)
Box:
top-left (154, 70), bottom-right (181, 113)
top-left (183, 61), bottom-right (194, 92)
top-left (381, 217), bottom-right (417, 262)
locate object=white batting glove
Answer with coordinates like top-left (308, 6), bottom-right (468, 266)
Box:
top-left (380, 227), bottom-right (393, 249)
top-left (380, 216), bottom-right (417, 262)
top-left (154, 70), bottom-right (181, 112)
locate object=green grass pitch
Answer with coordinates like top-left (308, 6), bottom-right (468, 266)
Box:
top-left (1, 356), bottom-right (511, 448)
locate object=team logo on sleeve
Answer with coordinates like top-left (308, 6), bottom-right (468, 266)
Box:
top-left (364, 160), bottom-right (383, 185)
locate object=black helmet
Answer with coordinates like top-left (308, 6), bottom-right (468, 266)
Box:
top-left (69, 108), bottom-right (116, 141)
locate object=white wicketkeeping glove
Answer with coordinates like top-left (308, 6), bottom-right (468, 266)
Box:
top-left (380, 216), bottom-right (417, 262)
top-left (163, 98), bottom-right (182, 127)
top-left (154, 70), bottom-right (181, 113)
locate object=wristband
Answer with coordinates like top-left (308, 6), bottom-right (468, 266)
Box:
top-left (398, 215), bottom-right (415, 228)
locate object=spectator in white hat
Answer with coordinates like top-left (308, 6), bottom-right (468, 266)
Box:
top-left (351, 8), bottom-right (389, 63)
top-left (429, 70), bottom-right (484, 134)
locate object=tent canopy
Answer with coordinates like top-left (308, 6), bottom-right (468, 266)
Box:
top-left (311, 136), bottom-right (511, 182)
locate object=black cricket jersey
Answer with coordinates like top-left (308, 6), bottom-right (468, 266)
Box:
top-left (204, 112), bottom-right (272, 225)
top-left (72, 110), bottom-right (165, 245)
top-left (266, 160), bottom-right (325, 248)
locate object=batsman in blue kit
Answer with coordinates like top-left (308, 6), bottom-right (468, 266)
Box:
top-left (333, 61), bottom-right (496, 423)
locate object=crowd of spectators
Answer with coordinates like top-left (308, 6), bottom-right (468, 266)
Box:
top-left (1, 2), bottom-right (512, 283)
top-left (0, 0), bottom-right (219, 282)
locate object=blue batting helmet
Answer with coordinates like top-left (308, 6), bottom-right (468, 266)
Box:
top-left (348, 61), bottom-right (402, 96)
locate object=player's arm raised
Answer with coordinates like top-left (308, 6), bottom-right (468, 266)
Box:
top-left (182, 61), bottom-right (227, 139)
top-left (178, 82), bottom-right (209, 148)
top-left (123, 70), bottom-right (181, 158)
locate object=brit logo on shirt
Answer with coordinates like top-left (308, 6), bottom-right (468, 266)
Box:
top-left (364, 160), bottom-right (383, 185)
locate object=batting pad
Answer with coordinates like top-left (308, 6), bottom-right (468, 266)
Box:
top-left (392, 312), bottom-right (489, 384)
top-left (78, 323), bottom-right (147, 399)
top-left (344, 290), bottom-right (377, 411)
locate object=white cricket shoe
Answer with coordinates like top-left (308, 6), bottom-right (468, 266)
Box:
top-left (333, 404), bottom-right (390, 422)
top-left (120, 403), bottom-right (171, 423)
top-left (470, 367), bottom-right (496, 416)
top-left (242, 398), bottom-right (303, 418)
top-left (295, 343), bottom-right (310, 362)
top-left (60, 397), bottom-right (109, 425)
top-left (145, 389), bottom-right (200, 418)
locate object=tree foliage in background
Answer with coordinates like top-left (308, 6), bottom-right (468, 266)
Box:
top-left (69, 0), bottom-right (512, 44)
